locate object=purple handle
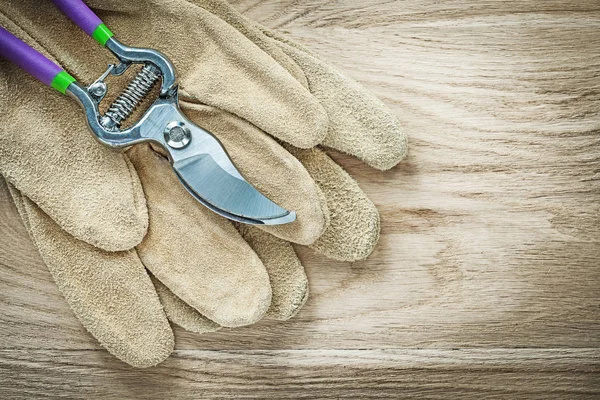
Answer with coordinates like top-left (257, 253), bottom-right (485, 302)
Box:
top-left (51, 0), bottom-right (103, 37)
top-left (0, 26), bottom-right (63, 86)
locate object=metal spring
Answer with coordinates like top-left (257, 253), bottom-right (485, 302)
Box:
top-left (102, 64), bottom-right (161, 129)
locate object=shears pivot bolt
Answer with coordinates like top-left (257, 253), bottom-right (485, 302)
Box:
top-left (164, 121), bottom-right (191, 149)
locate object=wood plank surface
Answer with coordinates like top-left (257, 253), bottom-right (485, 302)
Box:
top-left (1, 0), bottom-right (599, 398)
top-left (1, 349), bottom-right (598, 399)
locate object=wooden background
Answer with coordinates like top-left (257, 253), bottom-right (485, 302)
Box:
top-left (1, 0), bottom-right (599, 398)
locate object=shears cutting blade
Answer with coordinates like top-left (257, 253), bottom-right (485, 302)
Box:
top-left (0, 0), bottom-right (295, 225)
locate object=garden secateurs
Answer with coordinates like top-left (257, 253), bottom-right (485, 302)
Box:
top-left (0, 0), bottom-right (296, 225)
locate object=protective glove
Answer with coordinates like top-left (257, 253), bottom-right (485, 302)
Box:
top-left (0, 2), bottom-right (319, 367)
top-left (0, 0), bottom-right (407, 367)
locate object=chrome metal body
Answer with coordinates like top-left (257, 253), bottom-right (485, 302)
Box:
top-left (67, 38), bottom-right (295, 225)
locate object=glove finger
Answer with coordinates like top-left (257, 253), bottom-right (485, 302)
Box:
top-left (5, 181), bottom-right (173, 368)
top-left (128, 145), bottom-right (272, 328)
top-left (260, 28), bottom-right (408, 171)
top-left (0, 15), bottom-right (148, 252)
top-left (179, 102), bottom-right (330, 245)
top-left (151, 223), bottom-right (308, 325)
top-left (288, 147), bottom-right (381, 261)
top-left (181, 0), bottom-right (407, 170)
top-left (150, 275), bottom-right (221, 334)
top-left (175, 0), bottom-right (310, 87)
top-left (238, 225), bottom-right (309, 321)
top-left (183, 0), bottom-right (309, 87)
top-left (152, 225), bottom-right (308, 329)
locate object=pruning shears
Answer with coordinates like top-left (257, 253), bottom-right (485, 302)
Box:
top-left (0, 0), bottom-right (296, 225)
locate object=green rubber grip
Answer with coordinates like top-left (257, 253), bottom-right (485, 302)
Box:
top-left (50, 70), bottom-right (77, 94)
top-left (91, 24), bottom-right (114, 46)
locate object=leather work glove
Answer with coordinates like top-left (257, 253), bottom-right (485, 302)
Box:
top-left (0, 0), bottom-right (407, 367)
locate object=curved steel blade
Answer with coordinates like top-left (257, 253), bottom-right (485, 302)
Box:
top-left (168, 122), bottom-right (296, 225)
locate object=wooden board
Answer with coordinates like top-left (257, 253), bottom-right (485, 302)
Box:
top-left (1, 0), bottom-right (599, 398)
top-left (0, 349), bottom-right (598, 399)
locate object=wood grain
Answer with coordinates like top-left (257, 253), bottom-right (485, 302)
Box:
top-left (1, 349), bottom-right (598, 399)
top-left (1, 0), bottom-right (599, 398)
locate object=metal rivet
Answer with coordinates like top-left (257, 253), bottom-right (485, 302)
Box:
top-left (89, 81), bottom-right (107, 98)
top-left (164, 121), bottom-right (191, 149)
